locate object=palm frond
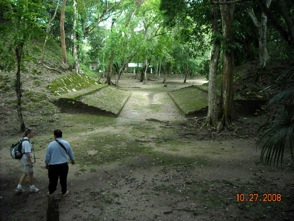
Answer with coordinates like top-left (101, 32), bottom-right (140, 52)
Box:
top-left (267, 88), bottom-right (294, 107)
top-left (258, 67), bottom-right (294, 166)
top-left (275, 67), bottom-right (294, 83)
top-left (258, 107), bottom-right (294, 165)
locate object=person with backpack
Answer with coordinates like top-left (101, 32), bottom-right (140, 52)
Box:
top-left (15, 128), bottom-right (40, 193)
top-left (45, 129), bottom-right (75, 196)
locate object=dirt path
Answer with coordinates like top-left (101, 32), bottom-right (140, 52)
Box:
top-left (1, 79), bottom-right (294, 221)
top-left (118, 91), bottom-right (185, 121)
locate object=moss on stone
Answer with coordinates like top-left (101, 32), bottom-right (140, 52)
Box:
top-left (48, 72), bottom-right (98, 95)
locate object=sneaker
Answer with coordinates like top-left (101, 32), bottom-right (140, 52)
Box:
top-left (29, 185), bottom-right (40, 193)
top-left (61, 190), bottom-right (69, 196)
top-left (15, 186), bottom-right (25, 192)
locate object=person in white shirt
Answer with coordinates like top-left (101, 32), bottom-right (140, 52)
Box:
top-left (45, 129), bottom-right (75, 196)
top-left (15, 128), bottom-right (39, 193)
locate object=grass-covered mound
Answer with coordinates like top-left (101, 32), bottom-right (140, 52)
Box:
top-left (56, 83), bottom-right (131, 116)
top-left (168, 85), bottom-right (207, 115)
top-left (48, 72), bottom-right (131, 115)
top-left (78, 87), bottom-right (131, 115)
top-left (48, 72), bottom-right (99, 95)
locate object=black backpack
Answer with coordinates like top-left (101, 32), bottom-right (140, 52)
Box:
top-left (10, 139), bottom-right (29, 159)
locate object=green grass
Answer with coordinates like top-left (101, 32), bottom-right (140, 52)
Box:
top-left (48, 72), bottom-right (99, 95)
top-left (168, 85), bottom-right (208, 115)
top-left (71, 123), bottom-right (210, 169)
top-left (59, 84), bottom-right (108, 100)
top-left (78, 87), bottom-right (131, 115)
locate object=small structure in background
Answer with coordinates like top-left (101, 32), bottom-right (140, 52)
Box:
top-left (127, 63), bottom-right (153, 74)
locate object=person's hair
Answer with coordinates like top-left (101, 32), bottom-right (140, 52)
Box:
top-left (23, 128), bottom-right (32, 137)
top-left (54, 129), bottom-right (62, 138)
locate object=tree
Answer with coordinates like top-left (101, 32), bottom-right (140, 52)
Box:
top-left (41, 0), bottom-right (60, 64)
top-left (60, 0), bottom-right (67, 64)
top-left (72, 0), bottom-right (82, 73)
top-left (257, 0), bottom-right (294, 47)
top-left (0, 0), bottom-right (46, 131)
top-left (219, 2), bottom-right (235, 128)
top-left (247, 0), bottom-right (272, 68)
top-left (207, 4), bottom-right (221, 127)
top-left (100, 0), bottom-right (167, 86)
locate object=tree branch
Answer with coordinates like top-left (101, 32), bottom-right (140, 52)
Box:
top-left (256, 0), bottom-right (290, 44)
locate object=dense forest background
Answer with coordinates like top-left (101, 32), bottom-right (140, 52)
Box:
top-left (0, 1), bottom-right (294, 220)
top-left (0, 0), bottom-right (293, 165)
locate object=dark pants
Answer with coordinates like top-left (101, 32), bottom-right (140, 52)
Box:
top-left (48, 163), bottom-right (69, 194)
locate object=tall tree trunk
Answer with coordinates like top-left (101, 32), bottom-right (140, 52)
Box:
top-left (259, 1), bottom-right (270, 68)
top-left (60, 0), bottom-right (67, 64)
top-left (73, 0), bottom-right (82, 73)
top-left (106, 19), bottom-right (115, 85)
top-left (207, 5), bottom-right (221, 127)
top-left (107, 51), bottom-right (114, 85)
top-left (15, 43), bottom-right (26, 132)
top-left (143, 58), bottom-right (148, 84)
top-left (41, 0), bottom-right (60, 64)
top-left (159, 62), bottom-right (161, 78)
top-left (247, 0), bottom-right (272, 68)
top-left (220, 2), bottom-right (235, 127)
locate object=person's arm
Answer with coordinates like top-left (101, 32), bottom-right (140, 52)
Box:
top-left (44, 145), bottom-right (51, 169)
top-left (26, 153), bottom-right (33, 167)
top-left (67, 144), bottom-right (75, 165)
top-left (34, 154), bottom-right (36, 163)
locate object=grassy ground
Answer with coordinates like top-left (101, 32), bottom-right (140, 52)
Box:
top-left (1, 73), bottom-right (294, 220)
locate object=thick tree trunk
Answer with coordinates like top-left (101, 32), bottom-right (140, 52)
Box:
top-left (220, 3), bottom-right (235, 127)
top-left (207, 5), bottom-right (221, 127)
top-left (15, 43), bottom-right (26, 132)
top-left (60, 0), bottom-right (67, 64)
top-left (258, 5), bottom-right (270, 68)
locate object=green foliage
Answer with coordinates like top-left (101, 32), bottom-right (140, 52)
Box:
top-left (258, 67), bottom-right (294, 165)
top-left (0, 0), bottom-right (47, 64)
top-left (258, 106), bottom-right (294, 165)
top-left (197, 59), bottom-right (210, 76)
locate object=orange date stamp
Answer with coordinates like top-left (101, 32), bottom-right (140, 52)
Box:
top-left (236, 193), bottom-right (282, 202)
